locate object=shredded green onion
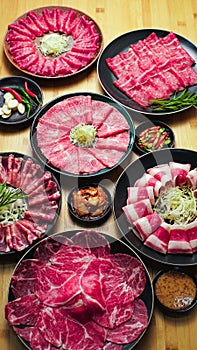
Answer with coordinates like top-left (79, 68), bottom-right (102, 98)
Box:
top-left (70, 124), bottom-right (97, 147)
top-left (154, 186), bottom-right (197, 224)
top-left (39, 33), bottom-right (73, 57)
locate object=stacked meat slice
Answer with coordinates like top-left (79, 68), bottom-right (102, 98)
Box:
top-left (36, 95), bottom-right (131, 175)
top-left (0, 154), bottom-right (61, 253)
top-left (5, 230), bottom-right (148, 350)
top-left (6, 8), bottom-right (101, 77)
top-left (106, 32), bottom-right (197, 107)
top-left (123, 161), bottom-right (197, 254)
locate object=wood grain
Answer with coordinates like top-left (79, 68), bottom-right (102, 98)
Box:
top-left (0, 1), bottom-right (197, 349)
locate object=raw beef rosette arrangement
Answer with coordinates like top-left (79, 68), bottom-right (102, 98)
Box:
top-left (123, 161), bottom-right (197, 254)
top-left (106, 32), bottom-right (197, 108)
top-left (34, 94), bottom-right (132, 175)
top-left (5, 230), bottom-right (150, 350)
top-left (0, 153), bottom-right (61, 253)
top-left (5, 7), bottom-right (102, 77)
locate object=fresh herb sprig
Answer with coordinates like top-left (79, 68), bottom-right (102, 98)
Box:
top-left (0, 182), bottom-right (27, 208)
top-left (150, 89), bottom-right (197, 111)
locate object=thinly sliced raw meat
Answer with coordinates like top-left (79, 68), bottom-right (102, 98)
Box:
top-left (71, 230), bottom-right (110, 257)
top-left (95, 131), bottom-right (130, 152)
top-left (127, 186), bottom-right (155, 205)
top-left (5, 294), bottom-right (41, 326)
top-left (107, 253), bottom-right (146, 298)
top-left (168, 226), bottom-right (193, 254)
top-left (103, 342), bottom-right (123, 349)
top-left (123, 199), bottom-right (153, 224)
top-left (0, 225), bottom-right (10, 252)
top-left (48, 145), bottom-right (79, 174)
top-left (147, 164), bottom-right (173, 186)
top-left (144, 222), bottom-right (170, 254)
top-left (96, 108), bottom-right (129, 138)
top-left (132, 212), bottom-right (163, 241)
top-left (18, 16), bottom-right (44, 36)
top-left (84, 258), bottom-right (134, 328)
top-left (169, 161), bottom-right (191, 186)
top-left (186, 167), bottom-right (197, 190)
top-left (134, 173), bottom-right (164, 196)
top-left (42, 8), bottom-right (58, 32)
top-left (30, 325), bottom-right (52, 350)
top-left (27, 11), bottom-right (49, 33)
top-left (8, 23), bottom-right (35, 39)
top-left (78, 148), bottom-right (105, 174)
top-left (91, 101), bottom-right (114, 129)
top-left (88, 147), bottom-right (124, 169)
top-left (13, 325), bottom-right (33, 343)
top-left (186, 221), bottom-right (197, 252)
top-left (106, 299), bottom-right (148, 344)
top-left (9, 223), bottom-right (29, 251)
top-left (34, 235), bottom-right (72, 262)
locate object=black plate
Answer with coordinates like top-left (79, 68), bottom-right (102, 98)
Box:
top-left (113, 148), bottom-right (197, 266)
top-left (97, 28), bottom-right (197, 115)
top-left (4, 6), bottom-right (103, 79)
top-left (30, 92), bottom-right (135, 178)
top-left (0, 76), bottom-right (43, 128)
top-left (0, 152), bottom-right (61, 260)
top-left (7, 230), bottom-right (154, 350)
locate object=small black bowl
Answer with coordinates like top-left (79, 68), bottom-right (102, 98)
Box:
top-left (134, 120), bottom-right (175, 155)
top-left (153, 268), bottom-right (197, 316)
top-left (67, 183), bottom-right (112, 225)
top-left (0, 76), bottom-right (43, 128)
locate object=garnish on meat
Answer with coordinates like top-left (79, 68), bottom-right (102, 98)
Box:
top-left (154, 186), bottom-right (197, 225)
top-left (38, 33), bottom-right (74, 57)
top-left (70, 123), bottom-right (97, 147)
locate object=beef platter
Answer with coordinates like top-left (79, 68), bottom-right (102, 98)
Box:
top-left (0, 152), bottom-right (61, 256)
top-left (30, 92), bottom-right (135, 177)
top-left (4, 6), bottom-right (103, 78)
top-left (114, 148), bottom-right (197, 266)
top-left (5, 230), bottom-right (153, 350)
top-left (97, 29), bottom-right (197, 115)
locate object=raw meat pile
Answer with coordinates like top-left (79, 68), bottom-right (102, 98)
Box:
top-left (5, 230), bottom-right (148, 350)
top-left (36, 95), bottom-right (131, 175)
top-left (5, 8), bottom-right (102, 77)
top-left (123, 161), bottom-right (197, 254)
top-left (106, 32), bottom-right (197, 107)
top-left (0, 154), bottom-right (61, 253)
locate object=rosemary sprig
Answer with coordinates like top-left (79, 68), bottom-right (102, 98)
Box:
top-left (150, 89), bottom-right (197, 111)
top-left (0, 182), bottom-right (27, 208)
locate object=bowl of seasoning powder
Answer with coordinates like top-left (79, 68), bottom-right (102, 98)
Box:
top-left (153, 268), bottom-right (197, 315)
top-left (134, 120), bottom-right (175, 155)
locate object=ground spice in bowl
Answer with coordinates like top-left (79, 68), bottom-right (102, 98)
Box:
top-left (153, 270), bottom-right (197, 313)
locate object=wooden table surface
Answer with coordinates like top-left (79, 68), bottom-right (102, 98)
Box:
top-left (0, 0), bottom-right (197, 349)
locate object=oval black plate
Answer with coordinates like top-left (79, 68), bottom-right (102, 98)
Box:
top-left (97, 28), bottom-right (197, 115)
top-left (113, 148), bottom-right (197, 266)
top-left (0, 76), bottom-right (43, 128)
top-left (7, 230), bottom-right (154, 350)
top-left (30, 92), bottom-right (135, 178)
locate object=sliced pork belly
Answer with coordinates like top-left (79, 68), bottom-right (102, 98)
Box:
top-left (106, 299), bottom-right (148, 344)
top-left (144, 222), bottom-right (170, 254)
top-left (167, 226), bottom-right (192, 254)
top-left (132, 212), bottom-right (163, 241)
top-left (147, 164), bottom-right (173, 186)
top-left (123, 199), bottom-right (153, 224)
top-left (186, 221), bottom-right (197, 252)
top-left (134, 173), bottom-right (164, 196)
top-left (127, 186), bottom-right (155, 205)
top-left (169, 161), bottom-right (191, 186)
top-left (186, 167), bottom-right (197, 190)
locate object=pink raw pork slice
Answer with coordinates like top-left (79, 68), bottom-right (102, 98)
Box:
top-left (186, 221), bottom-right (197, 252)
top-left (127, 186), bottom-right (155, 205)
top-left (147, 164), bottom-right (173, 187)
top-left (123, 198), bottom-right (153, 224)
top-left (167, 226), bottom-right (193, 254)
top-left (144, 222), bottom-right (170, 254)
top-left (169, 161), bottom-right (191, 186)
top-left (134, 173), bottom-right (164, 196)
top-left (132, 212), bottom-right (163, 241)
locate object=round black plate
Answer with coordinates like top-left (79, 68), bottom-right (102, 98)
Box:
top-left (0, 76), bottom-right (43, 128)
top-left (30, 92), bottom-right (135, 178)
top-left (97, 28), bottom-right (197, 115)
top-left (8, 230), bottom-right (154, 350)
top-left (113, 148), bottom-right (197, 266)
